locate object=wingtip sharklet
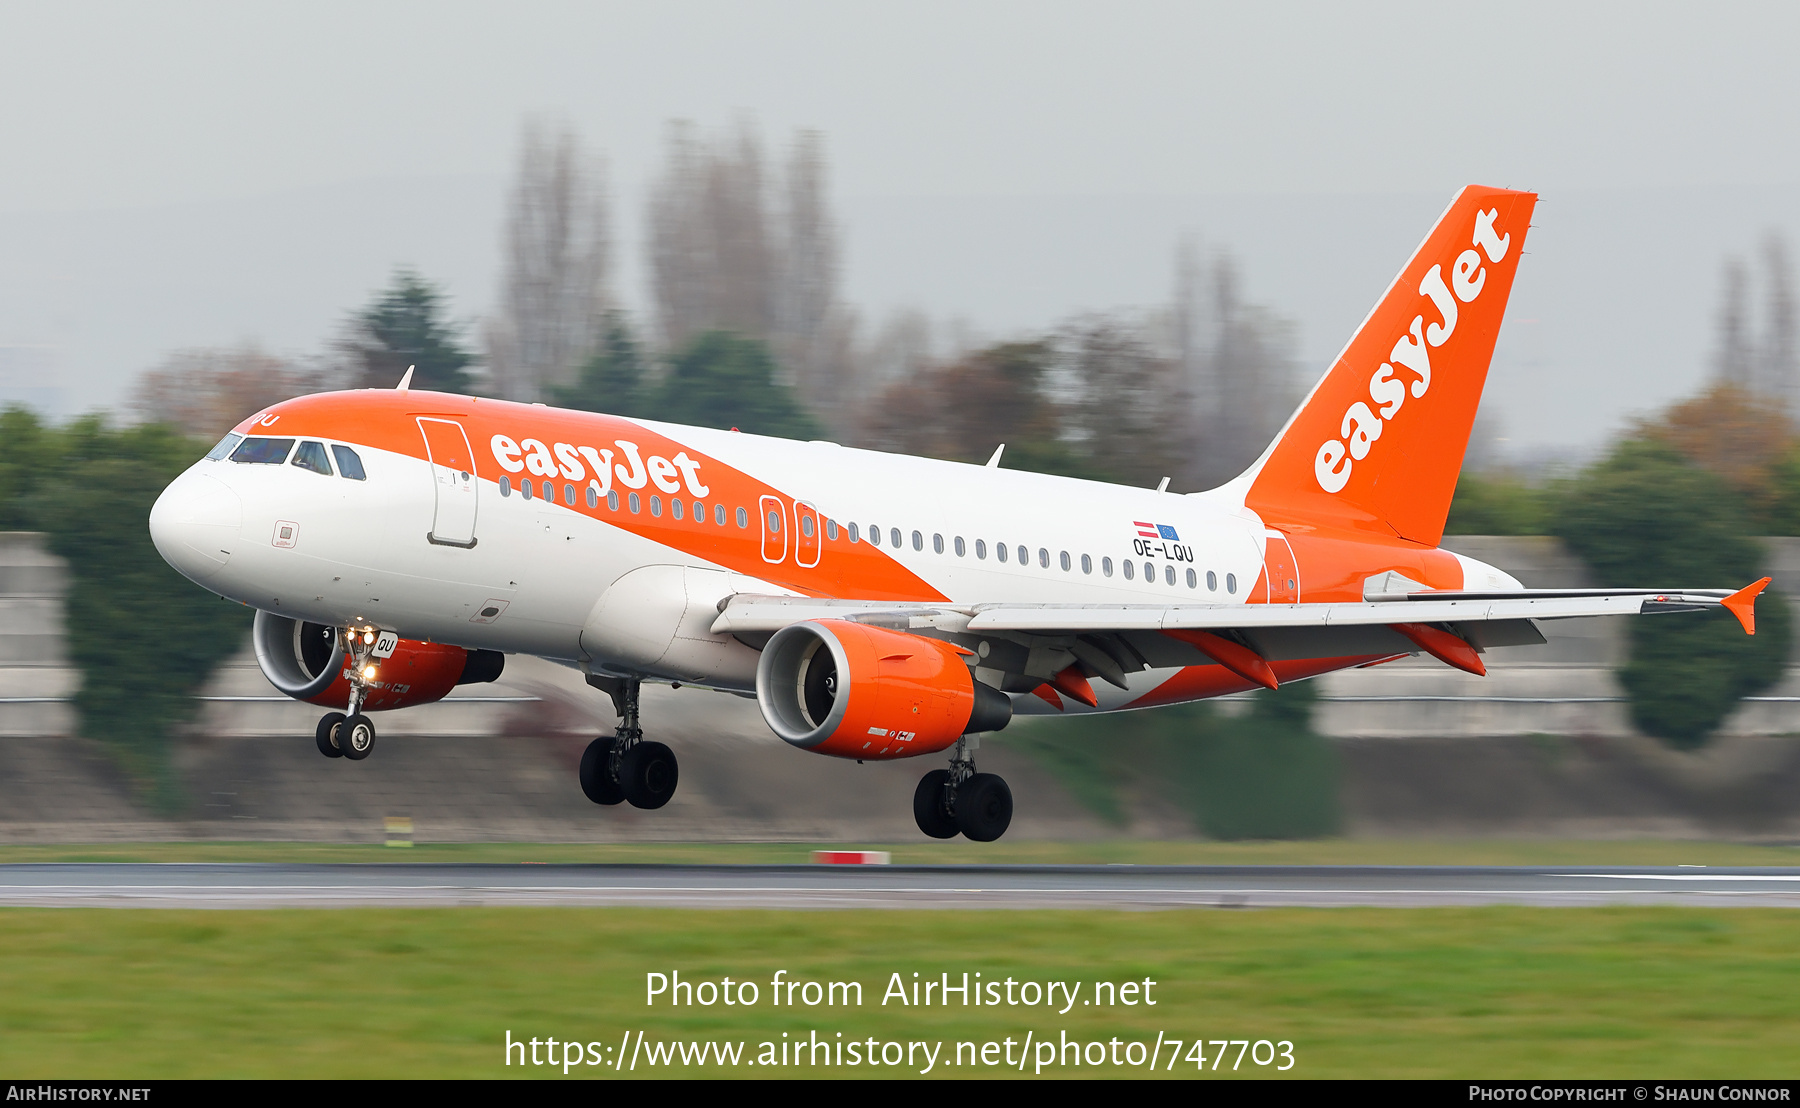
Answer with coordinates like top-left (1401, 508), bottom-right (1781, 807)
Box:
top-left (1723, 577), bottom-right (1772, 635)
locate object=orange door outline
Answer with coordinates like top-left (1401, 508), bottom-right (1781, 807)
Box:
top-left (794, 501), bottom-right (821, 568)
top-left (759, 494), bottom-right (788, 564)
top-left (1264, 533), bottom-right (1299, 603)
top-left (417, 417), bottom-right (478, 548)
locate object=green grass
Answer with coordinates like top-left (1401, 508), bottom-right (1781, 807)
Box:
top-left (1, 907), bottom-right (1798, 1078)
top-left (3, 839), bottom-right (1800, 866)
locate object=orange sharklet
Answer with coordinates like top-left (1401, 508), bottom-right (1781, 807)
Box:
top-left (1723, 577), bottom-right (1772, 635)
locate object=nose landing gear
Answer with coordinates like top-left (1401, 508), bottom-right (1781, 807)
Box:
top-left (314, 625), bottom-right (380, 760)
top-left (579, 675), bottom-right (680, 810)
top-left (913, 737), bottom-right (1012, 842)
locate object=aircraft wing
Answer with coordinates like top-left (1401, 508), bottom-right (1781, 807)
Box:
top-left (712, 581), bottom-right (1770, 637)
top-left (712, 579), bottom-right (1770, 687)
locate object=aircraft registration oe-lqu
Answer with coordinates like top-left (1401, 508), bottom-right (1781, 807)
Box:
top-left (148, 185), bottom-right (1771, 842)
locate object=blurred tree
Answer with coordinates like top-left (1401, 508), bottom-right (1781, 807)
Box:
top-left (485, 119), bottom-right (612, 402)
top-left (646, 120), bottom-right (853, 431)
top-left (1553, 437), bottom-right (1790, 748)
top-left (342, 270), bottom-right (476, 393)
top-left (1649, 382), bottom-right (1793, 524)
top-left (1444, 471), bottom-right (1553, 535)
top-left (859, 340), bottom-right (1096, 478)
top-left (1712, 232), bottom-right (1796, 407)
top-left (1763, 444), bottom-right (1800, 535)
top-left (1002, 680), bottom-right (1339, 839)
top-left (1172, 239), bottom-right (1299, 489)
top-left (0, 406), bottom-right (59, 530)
top-left (17, 417), bottom-right (250, 809)
top-left (127, 345), bottom-right (326, 441)
top-left (546, 314), bottom-right (652, 419)
top-left (1055, 317), bottom-right (1187, 488)
top-left (649, 120), bottom-right (777, 353)
top-left (647, 331), bottom-right (820, 440)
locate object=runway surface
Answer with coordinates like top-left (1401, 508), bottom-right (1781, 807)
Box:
top-left (4, 863), bottom-right (1800, 909)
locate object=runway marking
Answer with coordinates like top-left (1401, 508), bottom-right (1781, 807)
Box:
top-left (1555, 873), bottom-right (1800, 882)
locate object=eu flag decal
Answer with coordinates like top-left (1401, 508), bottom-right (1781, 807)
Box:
top-left (1156, 524), bottom-right (1180, 541)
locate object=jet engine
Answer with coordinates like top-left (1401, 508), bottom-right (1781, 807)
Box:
top-left (755, 619), bottom-right (1011, 760)
top-left (252, 610), bottom-right (504, 712)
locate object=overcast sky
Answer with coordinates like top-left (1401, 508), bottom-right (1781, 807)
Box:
top-left (1, 1), bottom-right (1797, 457)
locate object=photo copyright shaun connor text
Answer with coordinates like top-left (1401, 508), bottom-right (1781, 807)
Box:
top-left (502, 970), bottom-right (1296, 1075)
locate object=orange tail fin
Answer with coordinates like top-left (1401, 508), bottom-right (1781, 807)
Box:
top-left (1234, 186), bottom-right (1537, 547)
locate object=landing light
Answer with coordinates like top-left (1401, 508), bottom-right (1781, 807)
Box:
top-left (363, 665), bottom-right (378, 681)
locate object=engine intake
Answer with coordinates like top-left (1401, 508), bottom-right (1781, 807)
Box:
top-left (252, 610), bottom-right (503, 712)
top-left (756, 619), bottom-right (1011, 760)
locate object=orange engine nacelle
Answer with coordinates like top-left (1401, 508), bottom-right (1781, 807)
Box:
top-left (251, 610), bottom-right (504, 712)
top-left (755, 619), bottom-right (1012, 760)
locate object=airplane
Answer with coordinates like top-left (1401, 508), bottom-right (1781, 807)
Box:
top-left (148, 185), bottom-right (1769, 842)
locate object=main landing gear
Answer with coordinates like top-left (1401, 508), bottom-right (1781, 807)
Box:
top-left (315, 626), bottom-right (379, 761)
top-left (580, 676), bottom-right (680, 810)
top-left (914, 737), bottom-right (1012, 842)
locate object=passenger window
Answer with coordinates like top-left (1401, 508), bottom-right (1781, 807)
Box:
top-left (848, 523), bottom-right (860, 543)
top-left (694, 500), bottom-right (704, 521)
top-left (1017, 545), bottom-right (1028, 565)
top-left (715, 504), bottom-right (726, 526)
top-left (650, 496), bottom-right (662, 517)
top-left (997, 543), bottom-right (1008, 563)
top-left (608, 491), bottom-right (620, 511)
top-left (827, 520), bottom-right (839, 541)
top-left (1060, 551), bottom-right (1071, 571)
top-left (869, 525), bottom-right (881, 547)
top-left (1123, 560), bottom-right (1134, 580)
top-left (1143, 562), bottom-right (1154, 582)
top-left (629, 493), bottom-right (641, 514)
top-left (912, 530), bottom-right (923, 551)
top-left (542, 480), bottom-right (554, 501)
top-left (291, 440), bottom-right (332, 476)
top-left (1187, 568), bottom-right (1198, 588)
top-left (586, 486), bottom-right (598, 508)
top-left (766, 509), bottom-right (780, 532)
top-left (206, 433), bottom-right (243, 461)
top-left (522, 480), bottom-right (534, 500)
top-left (955, 536), bottom-right (966, 557)
top-left (564, 484), bottom-right (576, 506)
top-left (1207, 571), bottom-right (1217, 590)
top-left (230, 437), bottom-right (295, 464)
top-left (1226, 573), bottom-right (1237, 594)
top-left (934, 534), bottom-right (944, 554)
top-left (1165, 564), bottom-right (1176, 586)
top-left (1103, 557), bottom-right (1114, 577)
top-left (1038, 547), bottom-right (1049, 568)
top-left (330, 444), bottom-right (366, 481)
top-left (736, 507), bottom-right (748, 528)
top-left (975, 539), bottom-right (986, 560)
top-left (1081, 554), bottom-right (1092, 574)
top-left (801, 515), bottom-right (813, 536)
top-left (672, 498), bottom-right (684, 520)
top-left (891, 528), bottom-right (902, 548)
top-left (500, 476), bottom-right (513, 497)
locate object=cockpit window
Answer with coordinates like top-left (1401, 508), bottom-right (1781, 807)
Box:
top-left (205, 433), bottom-right (244, 462)
top-left (291, 441), bottom-right (332, 476)
top-left (229, 437), bottom-right (296, 465)
top-left (330, 445), bottom-right (367, 481)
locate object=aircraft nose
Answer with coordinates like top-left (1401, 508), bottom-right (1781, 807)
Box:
top-left (149, 470), bottom-right (242, 583)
